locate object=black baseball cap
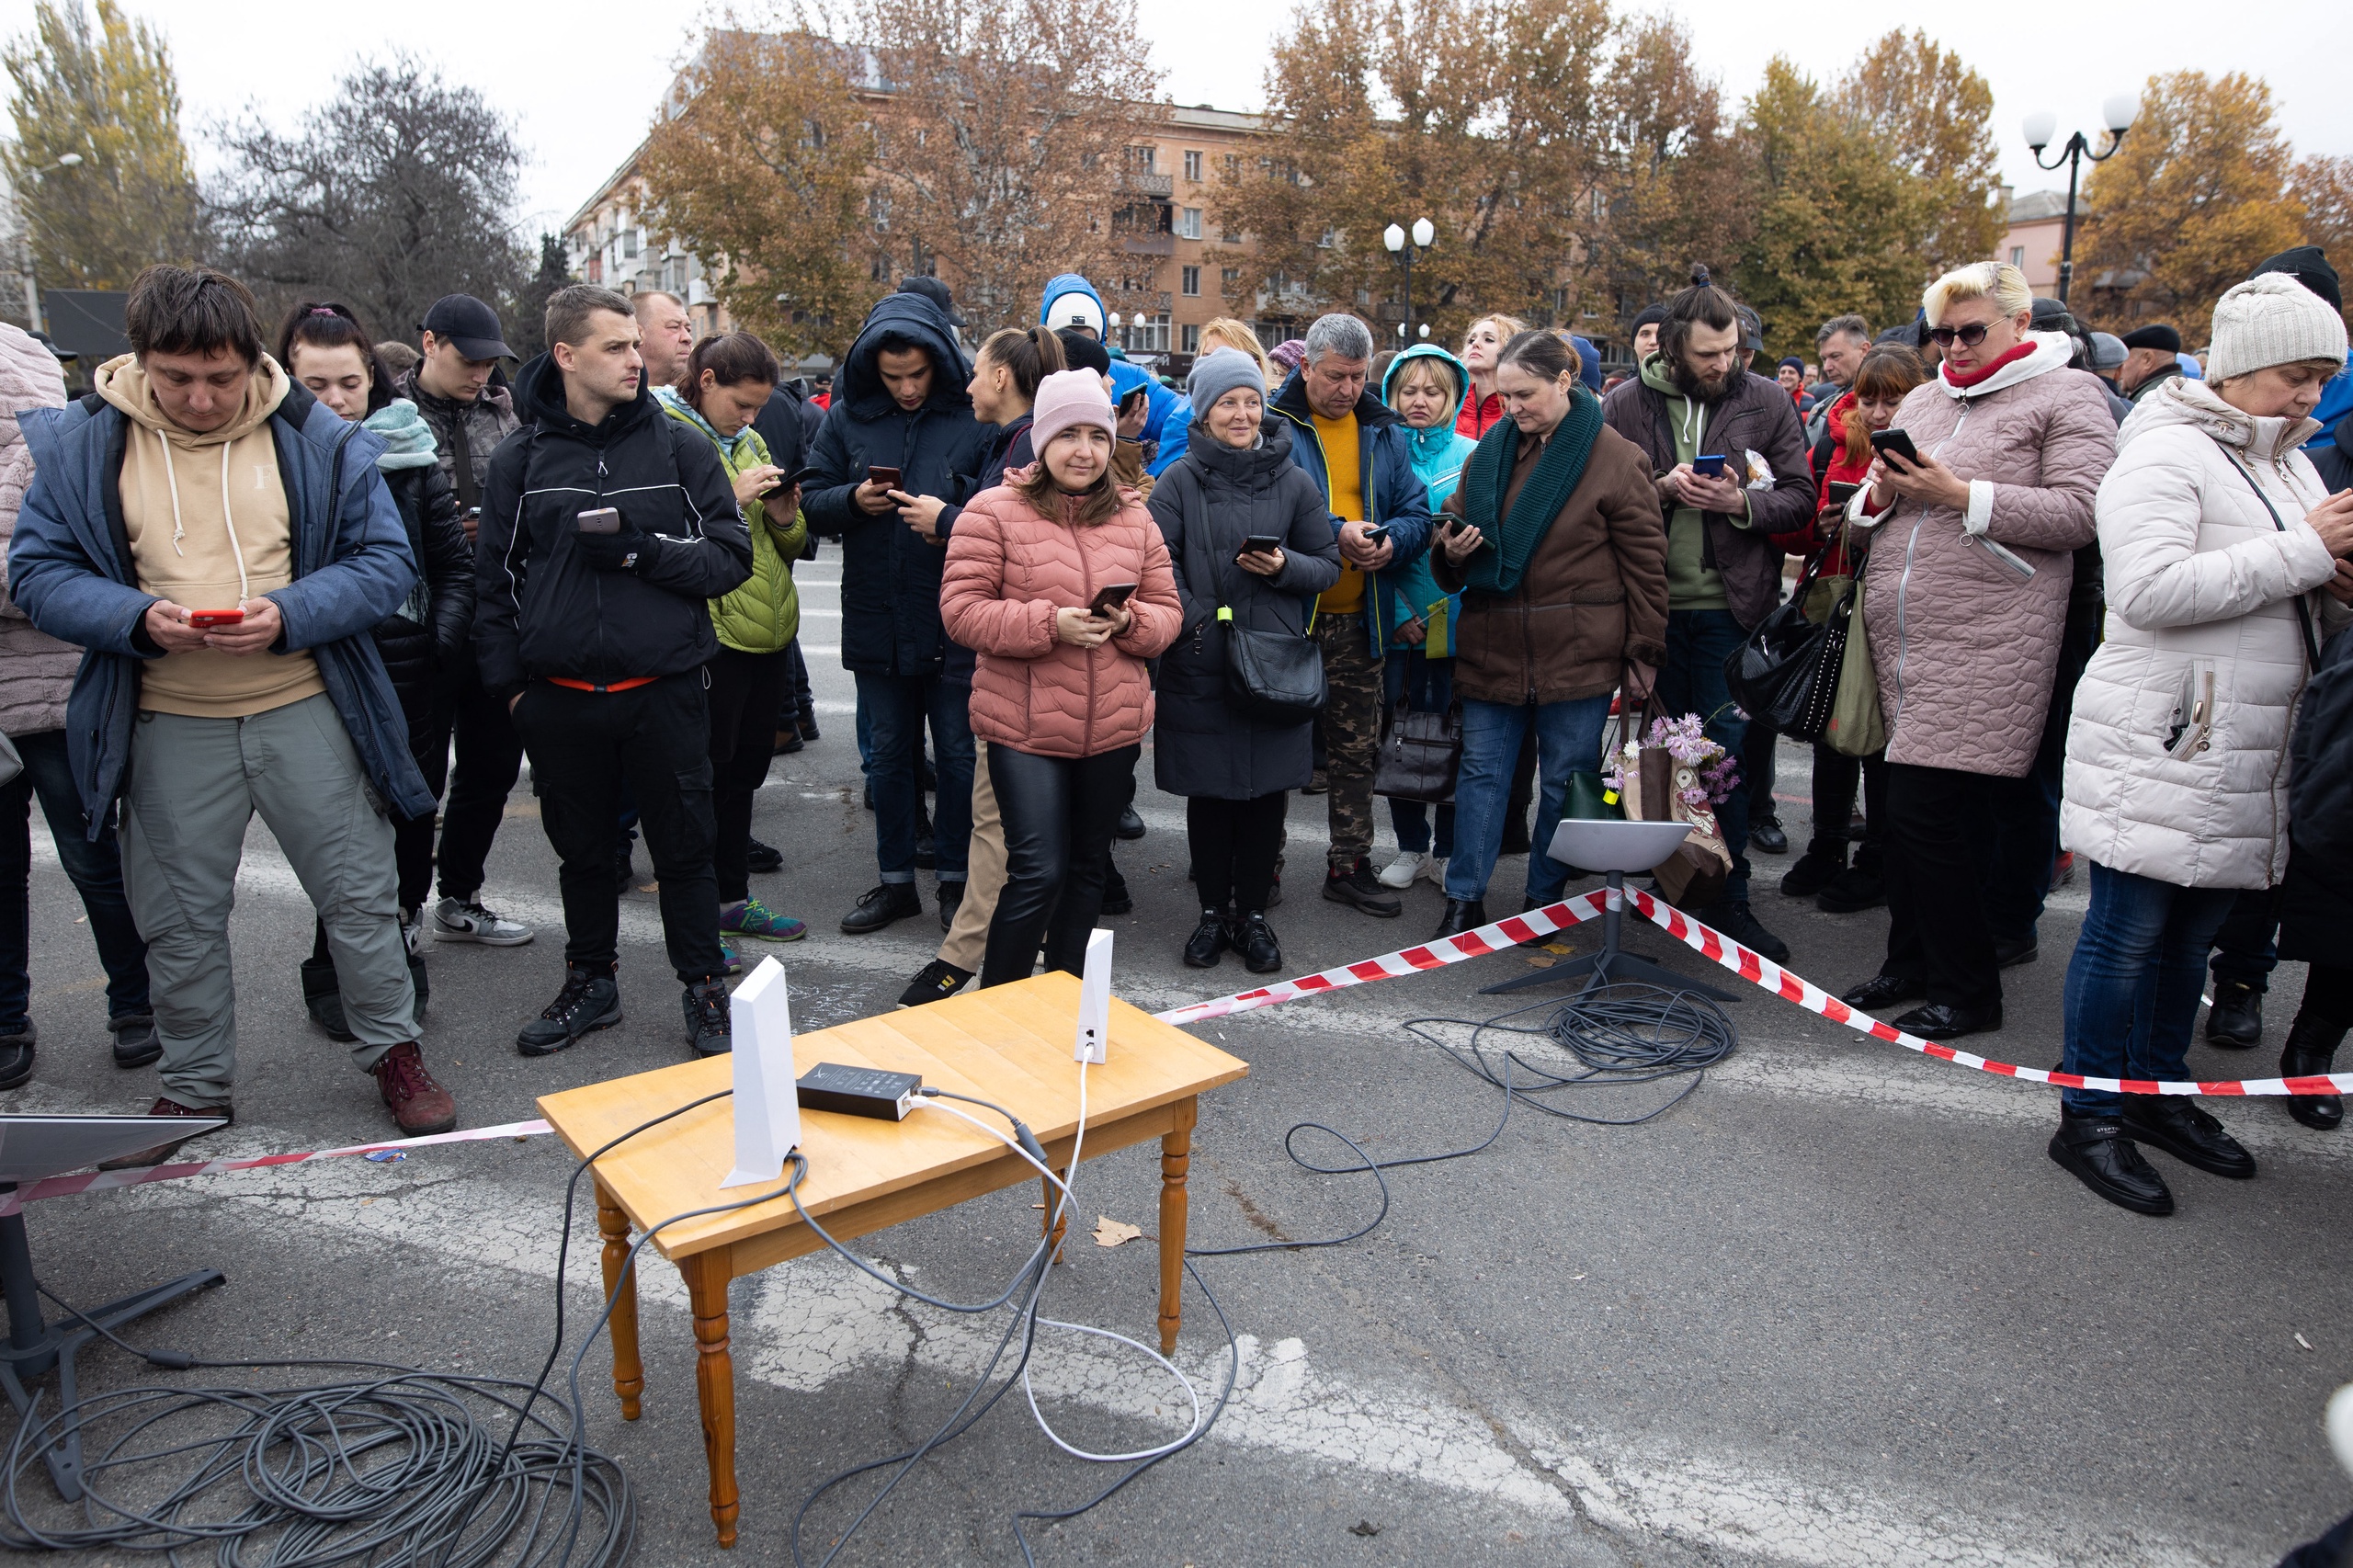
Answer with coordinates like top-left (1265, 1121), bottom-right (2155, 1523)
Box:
top-left (897, 276), bottom-right (967, 327)
top-left (418, 294), bottom-right (514, 361)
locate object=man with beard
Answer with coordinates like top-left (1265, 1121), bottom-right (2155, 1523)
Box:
top-left (1601, 267), bottom-right (1814, 961)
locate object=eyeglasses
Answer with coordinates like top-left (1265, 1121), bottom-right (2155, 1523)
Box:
top-left (1927, 322), bottom-right (1994, 348)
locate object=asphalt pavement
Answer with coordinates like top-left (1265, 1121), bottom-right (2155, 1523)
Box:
top-left (7, 553), bottom-right (2351, 1567)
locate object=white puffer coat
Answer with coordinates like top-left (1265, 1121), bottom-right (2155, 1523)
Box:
top-left (2061, 377), bottom-right (2345, 888)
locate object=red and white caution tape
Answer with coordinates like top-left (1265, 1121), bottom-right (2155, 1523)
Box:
top-left (1625, 891), bottom-right (2348, 1098)
top-left (1153, 890), bottom-right (1609, 1027)
top-left (0, 1117), bottom-right (553, 1215)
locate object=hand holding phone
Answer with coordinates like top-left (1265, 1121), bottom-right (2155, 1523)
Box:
top-left (1868, 428), bottom-right (1921, 468)
top-left (1237, 534), bottom-right (1285, 563)
top-left (1692, 454), bottom-right (1727, 479)
top-left (574, 506), bottom-right (621, 535)
top-left (188, 609), bottom-right (244, 629)
top-left (1087, 582), bottom-right (1139, 618)
top-left (866, 465), bottom-right (903, 490)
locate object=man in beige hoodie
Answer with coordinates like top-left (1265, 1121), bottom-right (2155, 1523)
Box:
top-left (8, 266), bottom-right (455, 1165)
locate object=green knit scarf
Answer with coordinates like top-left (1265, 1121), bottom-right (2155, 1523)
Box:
top-left (1457, 386), bottom-right (1604, 595)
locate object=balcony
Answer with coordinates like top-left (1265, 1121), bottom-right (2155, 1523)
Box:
top-left (1120, 233), bottom-right (1175, 256)
top-left (1121, 172), bottom-right (1174, 199)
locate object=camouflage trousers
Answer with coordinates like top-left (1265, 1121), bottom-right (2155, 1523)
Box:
top-left (1314, 613), bottom-right (1384, 871)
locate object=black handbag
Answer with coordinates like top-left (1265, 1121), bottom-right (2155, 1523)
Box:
top-left (1373, 702), bottom-right (1461, 802)
top-left (1176, 476), bottom-right (1328, 723)
top-left (1723, 552), bottom-right (1852, 744)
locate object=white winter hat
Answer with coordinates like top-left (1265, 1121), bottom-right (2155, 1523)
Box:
top-left (2206, 273), bottom-right (2348, 382)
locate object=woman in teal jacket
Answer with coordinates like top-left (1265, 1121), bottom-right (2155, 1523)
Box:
top-left (1376, 345), bottom-right (1480, 892)
top-left (660, 332), bottom-right (810, 949)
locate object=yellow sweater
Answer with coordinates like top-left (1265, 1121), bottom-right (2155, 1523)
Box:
top-left (96, 354), bottom-right (324, 718)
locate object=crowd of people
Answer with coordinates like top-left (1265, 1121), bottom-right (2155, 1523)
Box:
top-left (0, 237), bottom-right (2347, 1216)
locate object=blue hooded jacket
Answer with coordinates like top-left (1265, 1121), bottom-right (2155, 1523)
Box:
top-left (9, 373), bottom-right (433, 834)
top-left (1041, 273), bottom-right (1179, 451)
top-left (1380, 345), bottom-right (1479, 655)
top-left (1267, 365), bottom-right (1436, 658)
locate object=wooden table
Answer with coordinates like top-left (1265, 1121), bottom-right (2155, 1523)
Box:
top-left (537, 971), bottom-right (1248, 1548)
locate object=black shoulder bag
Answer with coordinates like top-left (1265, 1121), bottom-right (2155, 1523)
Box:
top-left (1181, 473), bottom-right (1328, 723)
top-left (1722, 548), bottom-right (1852, 743)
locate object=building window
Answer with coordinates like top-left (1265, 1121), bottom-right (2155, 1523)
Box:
top-left (1182, 266), bottom-right (1200, 296)
top-left (622, 227), bottom-right (640, 258)
top-left (1183, 150), bottom-right (1202, 182)
top-left (1127, 144), bottom-right (1156, 173)
top-left (1222, 224), bottom-right (1242, 244)
top-left (1221, 267), bottom-right (1240, 295)
top-left (1181, 324), bottom-right (1200, 354)
top-left (1120, 313), bottom-right (1170, 353)
top-left (2010, 245), bottom-right (2026, 267)
top-left (1177, 207), bottom-right (1202, 240)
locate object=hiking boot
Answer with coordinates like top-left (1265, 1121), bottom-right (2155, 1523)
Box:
top-left (369, 1042), bottom-right (457, 1136)
top-left (842, 882), bottom-right (924, 935)
top-left (109, 1013), bottom-right (160, 1070)
top-left (0, 1025), bottom-right (31, 1091)
top-left (1323, 858), bottom-right (1403, 917)
top-left (722, 896), bottom-right (809, 942)
top-left (746, 837), bottom-right (785, 874)
top-left (301, 955), bottom-right (354, 1041)
top-left (97, 1096), bottom-right (233, 1171)
top-left (684, 980), bottom-right (732, 1056)
top-left (517, 967), bottom-right (622, 1056)
top-left (898, 959), bottom-right (973, 1008)
top-left (431, 896), bottom-right (534, 946)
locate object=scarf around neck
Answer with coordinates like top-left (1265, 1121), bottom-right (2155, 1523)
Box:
top-left (1457, 387), bottom-right (1603, 595)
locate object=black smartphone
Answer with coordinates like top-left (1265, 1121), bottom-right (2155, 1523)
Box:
top-left (1238, 534), bottom-right (1284, 558)
top-left (575, 506), bottom-right (620, 535)
top-left (1088, 582), bottom-right (1138, 616)
top-left (1360, 523), bottom-right (1392, 547)
top-left (1826, 481), bottom-right (1861, 506)
top-left (1692, 453), bottom-right (1727, 479)
top-left (1869, 428), bottom-right (1922, 467)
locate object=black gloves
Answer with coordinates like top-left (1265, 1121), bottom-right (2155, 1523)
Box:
top-left (574, 517), bottom-right (649, 574)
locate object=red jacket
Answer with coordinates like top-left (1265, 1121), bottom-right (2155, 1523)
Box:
top-left (1457, 387), bottom-right (1505, 438)
top-left (939, 475), bottom-right (1181, 759)
top-left (1802, 391), bottom-right (1871, 575)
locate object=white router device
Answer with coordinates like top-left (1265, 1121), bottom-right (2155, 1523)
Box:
top-left (1074, 928), bottom-right (1112, 1064)
top-left (722, 956), bottom-right (802, 1187)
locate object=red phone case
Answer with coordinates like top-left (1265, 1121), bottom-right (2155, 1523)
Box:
top-left (188, 610), bottom-right (244, 629)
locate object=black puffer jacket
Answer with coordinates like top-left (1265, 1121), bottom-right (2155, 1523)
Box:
top-left (2282, 622), bottom-right (2353, 964)
top-left (371, 459), bottom-right (472, 742)
top-left (801, 292), bottom-right (986, 676)
top-left (1148, 417), bottom-right (1342, 800)
top-left (473, 355), bottom-right (751, 699)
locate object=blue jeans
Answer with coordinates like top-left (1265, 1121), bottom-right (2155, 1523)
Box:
top-left (0, 728), bottom-right (149, 1030)
top-left (2059, 861), bottom-right (2239, 1116)
top-left (1445, 694), bottom-right (1610, 905)
top-left (1655, 608), bottom-right (1751, 903)
top-left (856, 672), bottom-right (973, 882)
top-left (1384, 651), bottom-right (1454, 858)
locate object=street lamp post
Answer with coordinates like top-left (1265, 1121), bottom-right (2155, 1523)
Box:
top-left (16, 153), bottom-right (82, 336)
top-left (2023, 95), bottom-right (2137, 307)
top-left (1382, 217), bottom-right (1435, 342)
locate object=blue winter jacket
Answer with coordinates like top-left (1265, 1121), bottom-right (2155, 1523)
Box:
top-left (9, 378), bottom-right (432, 833)
top-left (1379, 345), bottom-right (1479, 655)
top-left (1041, 272), bottom-right (1179, 450)
top-left (1267, 368), bottom-right (1436, 657)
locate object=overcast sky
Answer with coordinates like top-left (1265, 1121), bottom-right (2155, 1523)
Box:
top-left (2, 0), bottom-right (2344, 244)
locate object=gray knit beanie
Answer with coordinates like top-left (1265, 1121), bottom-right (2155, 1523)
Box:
top-left (2206, 274), bottom-right (2348, 382)
top-left (1186, 347), bottom-right (1266, 415)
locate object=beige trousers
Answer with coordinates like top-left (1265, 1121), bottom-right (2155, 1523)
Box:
top-left (938, 747), bottom-right (1005, 972)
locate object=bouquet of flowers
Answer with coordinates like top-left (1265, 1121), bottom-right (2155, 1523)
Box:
top-left (1606, 712), bottom-right (1736, 905)
top-left (1603, 714), bottom-right (1741, 811)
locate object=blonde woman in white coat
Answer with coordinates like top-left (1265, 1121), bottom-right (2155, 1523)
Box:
top-left (2050, 274), bottom-right (2353, 1217)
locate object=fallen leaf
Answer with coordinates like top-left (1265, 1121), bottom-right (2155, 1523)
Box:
top-left (1542, 941), bottom-right (1571, 955)
top-left (1093, 1215), bottom-right (1145, 1247)
top-left (1348, 1520), bottom-right (1381, 1537)
top-left (1525, 954), bottom-right (1554, 968)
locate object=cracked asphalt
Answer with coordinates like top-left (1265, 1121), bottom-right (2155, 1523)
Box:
top-left (8, 555), bottom-right (2353, 1567)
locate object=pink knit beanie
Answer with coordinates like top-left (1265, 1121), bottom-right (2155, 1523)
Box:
top-left (1029, 369), bottom-right (1115, 453)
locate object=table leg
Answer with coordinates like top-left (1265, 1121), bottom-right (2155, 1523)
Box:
top-left (1042, 1168), bottom-right (1070, 1264)
top-left (686, 1248), bottom-right (740, 1548)
top-left (1158, 1100), bottom-right (1196, 1355)
top-left (595, 1182), bottom-right (643, 1421)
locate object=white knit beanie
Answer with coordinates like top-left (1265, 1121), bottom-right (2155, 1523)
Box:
top-left (2206, 273), bottom-right (2349, 382)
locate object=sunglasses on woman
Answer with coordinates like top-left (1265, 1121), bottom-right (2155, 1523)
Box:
top-left (1927, 322), bottom-right (1993, 348)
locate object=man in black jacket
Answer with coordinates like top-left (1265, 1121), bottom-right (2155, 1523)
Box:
top-left (475, 285), bottom-right (753, 1057)
top-left (803, 292), bottom-right (985, 935)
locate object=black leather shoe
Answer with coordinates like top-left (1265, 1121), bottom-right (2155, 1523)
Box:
top-left (1234, 911), bottom-right (1282, 974)
top-left (1323, 859), bottom-right (1402, 917)
top-left (2121, 1096), bottom-right (2256, 1179)
top-left (1099, 865), bottom-right (1134, 915)
top-left (1993, 934), bottom-right (2039, 969)
top-left (0, 1026), bottom-right (32, 1092)
top-left (937, 879), bottom-right (964, 932)
top-left (2048, 1113), bottom-right (2174, 1216)
top-left (746, 837), bottom-right (784, 874)
top-left (841, 882), bottom-right (924, 934)
top-left (1183, 909), bottom-right (1228, 969)
top-left (1749, 815), bottom-right (1790, 855)
top-left (1840, 973), bottom-right (1925, 1011)
top-left (1891, 1001), bottom-right (2001, 1041)
top-left (110, 1013), bottom-right (161, 1070)
top-left (1115, 805), bottom-right (1146, 841)
top-left (1695, 900), bottom-right (1790, 963)
top-left (1432, 899), bottom-right (1488, 940)
top-left (2205, 982), bottom-right (2263, 1050)
top-left (1779, 847), bottom-right (1845, 898)
top-left (2281, 1010), bottom-right (2347, 1131)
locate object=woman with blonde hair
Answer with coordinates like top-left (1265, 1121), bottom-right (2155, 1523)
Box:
top-left (1150, 318), bottom-right (1272, 477)
top-left (1456, 313), bottom-right (1528, 438)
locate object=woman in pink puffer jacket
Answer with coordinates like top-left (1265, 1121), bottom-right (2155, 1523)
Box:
top-left (941, 369), bottom-right (1180, 986)
top-left (1836, 261), bottom-right (2117, 1045)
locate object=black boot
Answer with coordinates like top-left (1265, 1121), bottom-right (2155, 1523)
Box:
top-left (1183, 908), bottom-right (1228, 969)
top-left (1780, 843), bottom-right (1845, 898)
top-left (2280, 1008), bottom-right (2347, 1131)
top-left (2205, 982), bottom-right (2263, 1050)
top-left (1433, 899), bottom-right (1488, 940)
top-left (2048, 1111), bottom-right (2174, 1215)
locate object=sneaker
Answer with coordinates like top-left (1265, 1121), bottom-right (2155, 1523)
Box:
top-left (745, 837), bottom-right (784, 874)
top-left (1323, 858), bottom-right (1403, 917)
top-left (97, 1096), bottom-right (233, 1171)
top-left (399, 906), bottom-right (424, 959)
top-left (898, 959), bottom-right (974, 1008)
top-left (722, 896), bottom-right (809, 942)
top-left (109, 1014), bottom-right (160, 1070)
top-left (1115, 805), bottom-right (1147, 841)
top-left (1184, 908), bottom-right (1228, 968)
top-left (369, 1042), bottom-right (457, 1136)
top-left (0, 1025), bottom-right (31, 1091)
top-left (1302, 769), bottom-right (1328, 795)
top-left (842, 882), bottom-right (924, 935)
top-left (684, 980), bottom-right (732, 1056)
top-left (720, 934), bottom-right (742, 976)
top-left (938, 879), bottom-right (964, 932)
top-left (1696, 899), bottom-right (1790, 964)
top-left (300, 956), bottom-right (353, 1041)
top-left (1233, 911), bottom-right (1283, 974)
top-left (1420, 856), bottom-right (1447, 887)
top-left (432, 896), bottom-right (535, 947)
top-left (1779, 847), bottom-right (1846, 899)
top-left (1378, 851), bottom-right (1429, 890)
top-left (517, 967), bottom-right (623, 1056)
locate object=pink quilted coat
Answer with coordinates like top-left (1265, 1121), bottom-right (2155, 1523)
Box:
top-left (1856, 334), bottom-right (2116, 777)
top-left (940, 476), bottom-right (1181, 759)
top-left (0, 324), bottom-right (74, 738)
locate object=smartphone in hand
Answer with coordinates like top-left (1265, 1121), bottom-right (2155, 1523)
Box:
top-left (1359, 523), bottom-right (1392, 547)
top-left (1692, 454), bottom-right (1727, 479)
top-left (575, 506), bottom-right (621, 535)
top-left (188, 609), bottom-right (245, 629)
top-left (1868, 428), bottom-right (1921, 467)
top-left (1088, 582), bottom-right (1139, 617)
top-left (1237, 534), bottom-right (1284, 562)
top-left (866, 465), bottom-right (903, 490)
